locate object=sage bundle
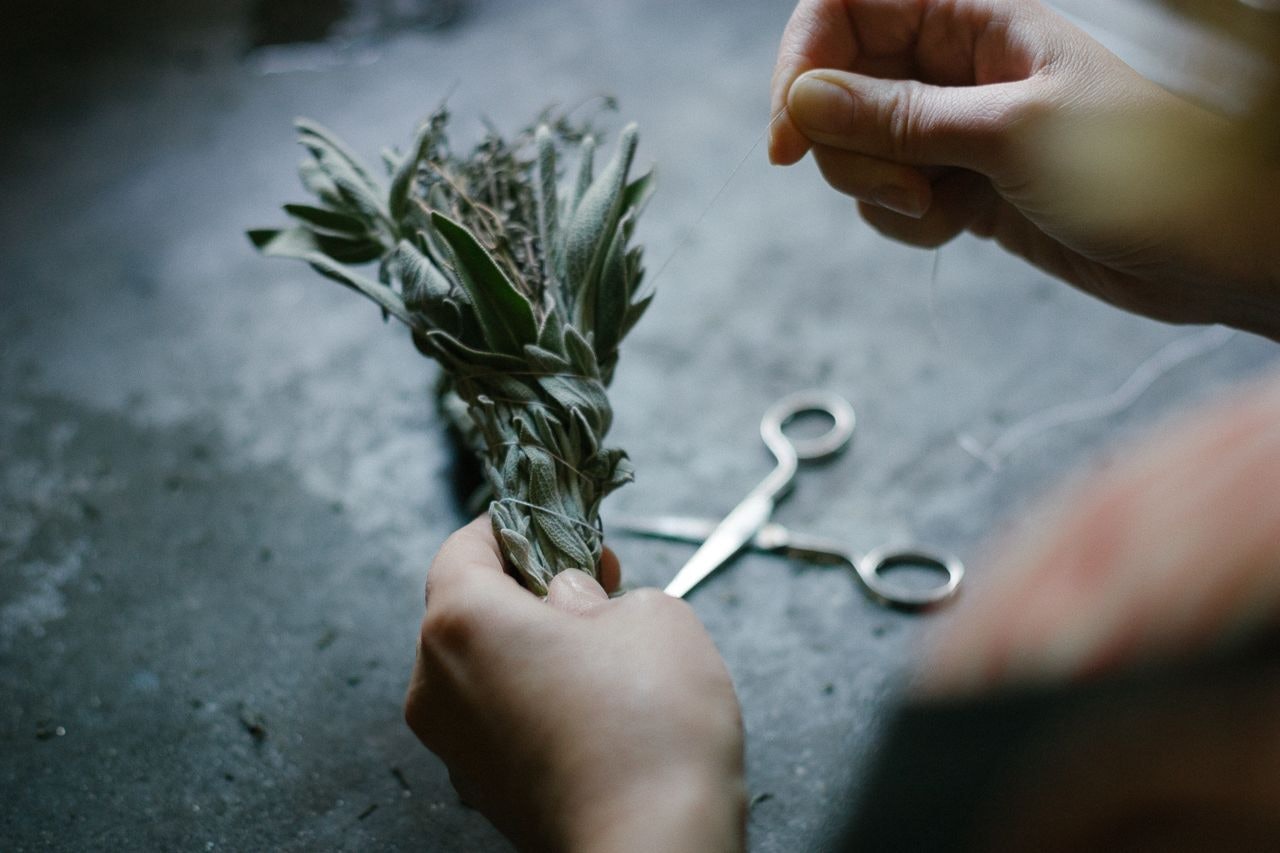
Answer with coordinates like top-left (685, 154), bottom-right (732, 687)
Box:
top-left (249, 105), bottom-right (654, 594)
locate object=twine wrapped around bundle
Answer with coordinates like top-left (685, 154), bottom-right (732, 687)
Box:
top-left (249, 104), bottom-right (654, 594)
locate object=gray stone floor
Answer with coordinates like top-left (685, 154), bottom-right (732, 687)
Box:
top-left (2, 1), bottom-right (1277, 850)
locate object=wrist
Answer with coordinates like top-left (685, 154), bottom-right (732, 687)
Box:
top-left (564, 765), bottom-right (746, 853)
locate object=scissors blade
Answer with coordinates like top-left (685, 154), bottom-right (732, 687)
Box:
top-left (661, 494), bottom-right (775, 598)
top-left (608, 514), bottom-right (722, 542)
top-left (610, 514), bottom-right (848, 563)
top-left (608, 514), bottom-right (786, 550)
top-left (611, 514), bottom-right (964, 610)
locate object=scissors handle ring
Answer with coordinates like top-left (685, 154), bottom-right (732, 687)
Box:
top-left (761, 390), bottom-right (856, 461)
top-left (857, 546), bottom-right (965, 610)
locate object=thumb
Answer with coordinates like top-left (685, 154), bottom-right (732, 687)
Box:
top-left (545, 569), bottom-right (609, 616)
top-left (787, 69), bottom-right (1017, 173)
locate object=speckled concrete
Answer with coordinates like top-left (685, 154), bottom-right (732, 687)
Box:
top-left (2, 1), bottom-right (1277, 850)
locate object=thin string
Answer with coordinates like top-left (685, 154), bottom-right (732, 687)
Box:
top-left (500, 498), bottom-right (606, 540)
top-left (955, 326), bottom-right (1236, 471)
top-left (494, 439), bottom-right (595, 487)
top-left (928, 247), bottom-right (945, 348)
top-left (646, 107), bottom-right (791, 289)
top-left (469, 397), bottom-right (601, 465)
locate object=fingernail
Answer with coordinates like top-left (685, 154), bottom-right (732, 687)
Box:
top-left (545, 568), bottom-right (608, 614)
top-left (873, 183), bottom-right (929, 219)
top-left (559, 569), bottom-right (606, 599)
top-left (552, 568), bottom-right (606, 601)
top-left (789, 74), bottom-right (855, 135)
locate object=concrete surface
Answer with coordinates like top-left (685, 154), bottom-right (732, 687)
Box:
top-left (2, 0), bottom-right (1277, 850)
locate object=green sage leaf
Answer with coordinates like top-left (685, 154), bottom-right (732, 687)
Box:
top-left (425, 330), bottom-right (526, 373)
top-left (295, 118), bottom-right (384, 199)
top-left (564, 124), bottom-right (639, 326)
top-left (621, 169), bottom-right (655, 215)
top-left (535, 125), bottom-right (561, 284)
top-left (569, 135), bottom-right (596, 217)
top-left (430, 212), bottom-right (537, 357)
top-left (283, 203), bottom-right (368, 236)
top-left (592, 210), bottom-right (634, 364)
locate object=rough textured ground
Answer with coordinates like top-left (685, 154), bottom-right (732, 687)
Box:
top-left (2, 0), bottom-right (1277, 850)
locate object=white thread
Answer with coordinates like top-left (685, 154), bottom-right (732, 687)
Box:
top-left (494, 439), bottom-right (594, 485)
top-left (957, 325), bottom-right (1236, 471)
top-left (928, 248), bottom-right (945, 348)
top-left (647, 108), bottom-right (791, 288)
top-left (499, 494), bottom-right (604, 535)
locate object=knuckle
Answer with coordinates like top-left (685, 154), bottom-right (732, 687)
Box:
top-left (884, 83), bottom-right (919, 162)
top-left (420, 599), bottom-right (479, 655)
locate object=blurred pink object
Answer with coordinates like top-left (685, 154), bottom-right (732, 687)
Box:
top-left (918, 367), bottom-right (1280, 697)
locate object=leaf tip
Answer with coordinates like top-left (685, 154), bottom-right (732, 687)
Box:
top-left (246, 229), bottom-right (278, 251)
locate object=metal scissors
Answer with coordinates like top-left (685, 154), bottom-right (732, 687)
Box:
top-left (611, 390), bottom-right (964, 610)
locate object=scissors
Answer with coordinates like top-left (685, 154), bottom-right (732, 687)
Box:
top-left (611, 390), bottom-right (964, 610)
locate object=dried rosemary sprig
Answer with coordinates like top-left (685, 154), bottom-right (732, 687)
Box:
top-left (249, 104), bottom-right (654, 594)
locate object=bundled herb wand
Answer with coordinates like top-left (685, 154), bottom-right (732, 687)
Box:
top-left (250, 105), bottom-right (654, 594)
